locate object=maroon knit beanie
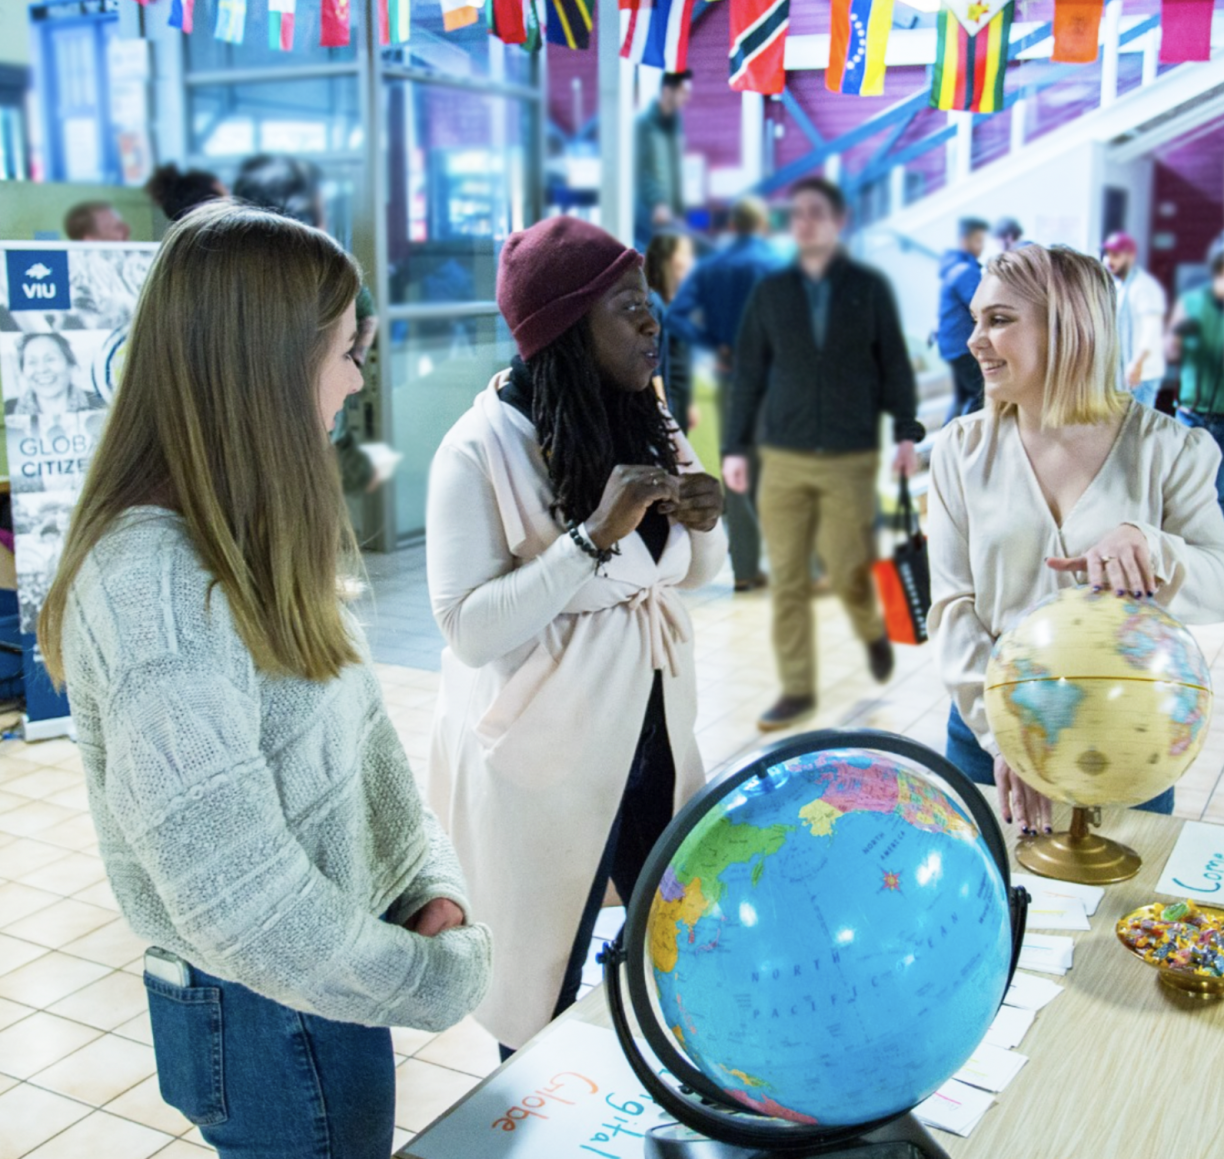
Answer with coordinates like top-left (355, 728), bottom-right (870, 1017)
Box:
top-left (497, 217), bottom-right (643, 361)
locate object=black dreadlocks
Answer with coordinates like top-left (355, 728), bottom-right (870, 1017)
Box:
top-left (527, 319), bottom-right (680, 526)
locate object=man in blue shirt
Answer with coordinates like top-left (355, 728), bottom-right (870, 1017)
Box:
top-left (666, 197), bottom-right (782, 590)
top-left (936, 217), bottom-right (989, 421)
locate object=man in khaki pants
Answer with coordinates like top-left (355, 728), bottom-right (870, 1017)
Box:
top-left (723, 177), bottom-right (922, 731)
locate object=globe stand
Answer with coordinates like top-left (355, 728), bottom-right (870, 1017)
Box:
top-left (1015, 806), bottom-right (1142, 884)
top-left (642, 1115), bottom-right (951, 1159)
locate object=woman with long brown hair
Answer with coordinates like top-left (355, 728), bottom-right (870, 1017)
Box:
top-left (39, 201), bottom-right (491, 1159)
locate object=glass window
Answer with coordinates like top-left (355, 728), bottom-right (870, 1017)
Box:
top-left (185, 0), bottom-right (358, 70)
top-left (388, 312), bottom-right (516, 536)
top-left (384, 81), bottom-right (533, 304)
top-left (382, 0), bottom-right (536, 87)
top-left (189, 76), bottom-right (361, 159)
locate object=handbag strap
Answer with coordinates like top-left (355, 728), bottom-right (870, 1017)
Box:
top-left (893, 472), bottom-right (920, 540)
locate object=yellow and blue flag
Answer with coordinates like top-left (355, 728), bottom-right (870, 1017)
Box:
top-left (826, 0), bottom-right (894, 96)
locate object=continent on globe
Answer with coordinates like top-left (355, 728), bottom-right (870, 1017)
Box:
top-left (1004, 658), bottom-right (1086, 776)
top-left (799, 799), bottom-right (841, 838)
top-left (649, 873), bottom-right (710, 974)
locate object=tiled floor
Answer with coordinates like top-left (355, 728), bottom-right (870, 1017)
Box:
top-left (1, 561), bottom-right (1223, 1157)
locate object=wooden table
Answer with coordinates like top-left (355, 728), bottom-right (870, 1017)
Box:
top-left (401, 800), bottom-right (1224, 1159)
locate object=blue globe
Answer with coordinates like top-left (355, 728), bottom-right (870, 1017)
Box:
top-left (644, 744), bottom-right (1014, 1129)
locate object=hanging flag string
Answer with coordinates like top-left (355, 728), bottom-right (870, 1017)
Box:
top-left (826, 0), bottom-right (893, 96)
top-left (214, 0), bottom-right (248, 42)
top-left (168, 0), bottom-right (196, 32)
top-left (930, 0), bottom-right (1013, 113)
top-left (729, 0), bottom-right (790, 94)
top-left (268, 0), bottom-right (296, 50)
top-left (320, 0), bottom-right (351, 46)
top-left (1051, 0), bottom-right (1102, 63)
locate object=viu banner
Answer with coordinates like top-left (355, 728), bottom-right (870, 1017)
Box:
top-left (0, 241), bottom-right (157, 737)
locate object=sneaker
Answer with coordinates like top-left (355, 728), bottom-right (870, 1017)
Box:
top-left (733, 573), bottom-right (769, 593)
top-left (758, 694), bottom-right (816, 732)
top-left (867, 637), bottom-right (894, 683)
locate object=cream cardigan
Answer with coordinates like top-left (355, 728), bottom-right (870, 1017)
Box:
top-left (928, 402), bottom-right (1224, 758)
top-left (426, 376), bottom-right (727, 1048)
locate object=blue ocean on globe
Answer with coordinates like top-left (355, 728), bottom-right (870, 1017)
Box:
top-left (646, 749), bottom-right (1013, 1128)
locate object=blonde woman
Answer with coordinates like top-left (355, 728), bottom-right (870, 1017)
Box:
top-left (38, 202), bottom-right (491, 1159)
top-left (928, 245), bottom-right (1224, 834)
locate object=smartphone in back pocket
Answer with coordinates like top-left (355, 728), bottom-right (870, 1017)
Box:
top-left (145, 946), bottom-right (191, 988)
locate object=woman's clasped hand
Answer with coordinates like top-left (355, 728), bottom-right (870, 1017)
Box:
top-left (585, 466), bottom-right (723, 550)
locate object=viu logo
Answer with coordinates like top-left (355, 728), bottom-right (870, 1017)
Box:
top-left (5, 249), bottom-right (71, 312)
top-left (22, 263), bottom-right (57, 300)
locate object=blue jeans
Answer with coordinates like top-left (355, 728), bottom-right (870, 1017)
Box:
top-left (1177, 408), bottom-right (1224, 512)
top-left (945, 704), bottom-right (1173, 815)
top-left (145, 963), bottom-right (395, 1158)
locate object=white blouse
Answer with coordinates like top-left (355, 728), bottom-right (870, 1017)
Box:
top-left (927, 401), bottom-right (1224, 757)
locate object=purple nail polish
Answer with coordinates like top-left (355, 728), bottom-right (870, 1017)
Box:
top-left (1133, 591), bottom-right (1142, 598)
top-left (1115, 589), bottom-right (1125, 597)
top-left (1092, 585), bottom-right (1102, 593)
top-left (1044, 826), bottom-right (1053, 834)
top-left (1146, 591), bottom-right (1155, 598)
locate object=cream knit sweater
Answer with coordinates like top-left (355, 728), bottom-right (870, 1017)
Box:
top-left (61, 507), bottom-right (491, 1030)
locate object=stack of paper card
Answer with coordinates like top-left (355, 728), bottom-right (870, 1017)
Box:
top-left (953, 1042), bottom-right (1029, 1093)
top-left (1013, 873), bottom-right (1104, 922)
top-left (1018, 932), bottom-right (1075, 976)
top-left (914, 1079), bottom-right (995, 1137)
top-left (982, 1004), bottom-right (1035, 1050)
top-left (1004, 970), bottom-right (1064, 1011)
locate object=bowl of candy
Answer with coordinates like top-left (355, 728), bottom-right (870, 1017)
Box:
top-left (1116, 900), bottom-right (1224, 998)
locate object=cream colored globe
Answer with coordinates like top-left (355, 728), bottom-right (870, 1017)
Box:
top-left (984, 587), bottom-right (1212, 808)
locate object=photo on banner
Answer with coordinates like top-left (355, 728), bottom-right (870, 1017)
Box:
top-left (0, 241), bottom-right (158, 735)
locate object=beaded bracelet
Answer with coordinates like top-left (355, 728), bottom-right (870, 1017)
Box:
top-left (567, 520), bottom-right (619, 568)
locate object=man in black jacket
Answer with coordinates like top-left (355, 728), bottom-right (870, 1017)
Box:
top-left (724, 177), bottom-right (923, 731)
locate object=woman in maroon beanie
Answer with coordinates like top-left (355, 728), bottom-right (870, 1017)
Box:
top-left (425, 216), bottom-right (727, 1054)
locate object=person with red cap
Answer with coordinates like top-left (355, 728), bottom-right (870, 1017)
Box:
top-left (1102, 232), bottom-right (1167, 408)
top-left (424, 216), bottom-right (727, 1054)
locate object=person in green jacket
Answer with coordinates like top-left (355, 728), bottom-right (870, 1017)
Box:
top-left (1167, 237), bottom-right (1224, 511)
top-left (634, 71), bottom-right (692, 251)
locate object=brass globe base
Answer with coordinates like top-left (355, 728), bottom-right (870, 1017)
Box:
top-left (1015, 807), bottom-right (1142, 884)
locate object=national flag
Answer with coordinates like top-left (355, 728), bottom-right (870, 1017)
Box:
top-left (943, 0), bottom-right (1011, 38)
top-left (930, 1), bottom-right (1013, 113)
top-left (442, 0), bottom-right (481, 30)
top-left (547, 0), bottom-right (593, 48)
top-left (619, 0), bottom-right (652, 64)
top-left (1051, 0), bottom-right (1101, 62)
top-left (1160, 0), bottom-right (1213, 63)
top-left (620, 0), bottom-right (698, 71)
top-left (826, 0), bottom-right (893, 95)
top-left (168, 0), bottom-right (196, 32)
top-left (378, 0), bottom-right (410, 44)
top-left (268, 0), bottom-right (296, 50)
top-left (524, 0), bottom-right (544, 50)
top-left (320, 0), bottom-right (351, 45)
top-left (729, 0), bottom-right (790, 94)
top-left (214, 0), bottom-right (247, 43)
top-left (488, 0), bottom-right (528, 43)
